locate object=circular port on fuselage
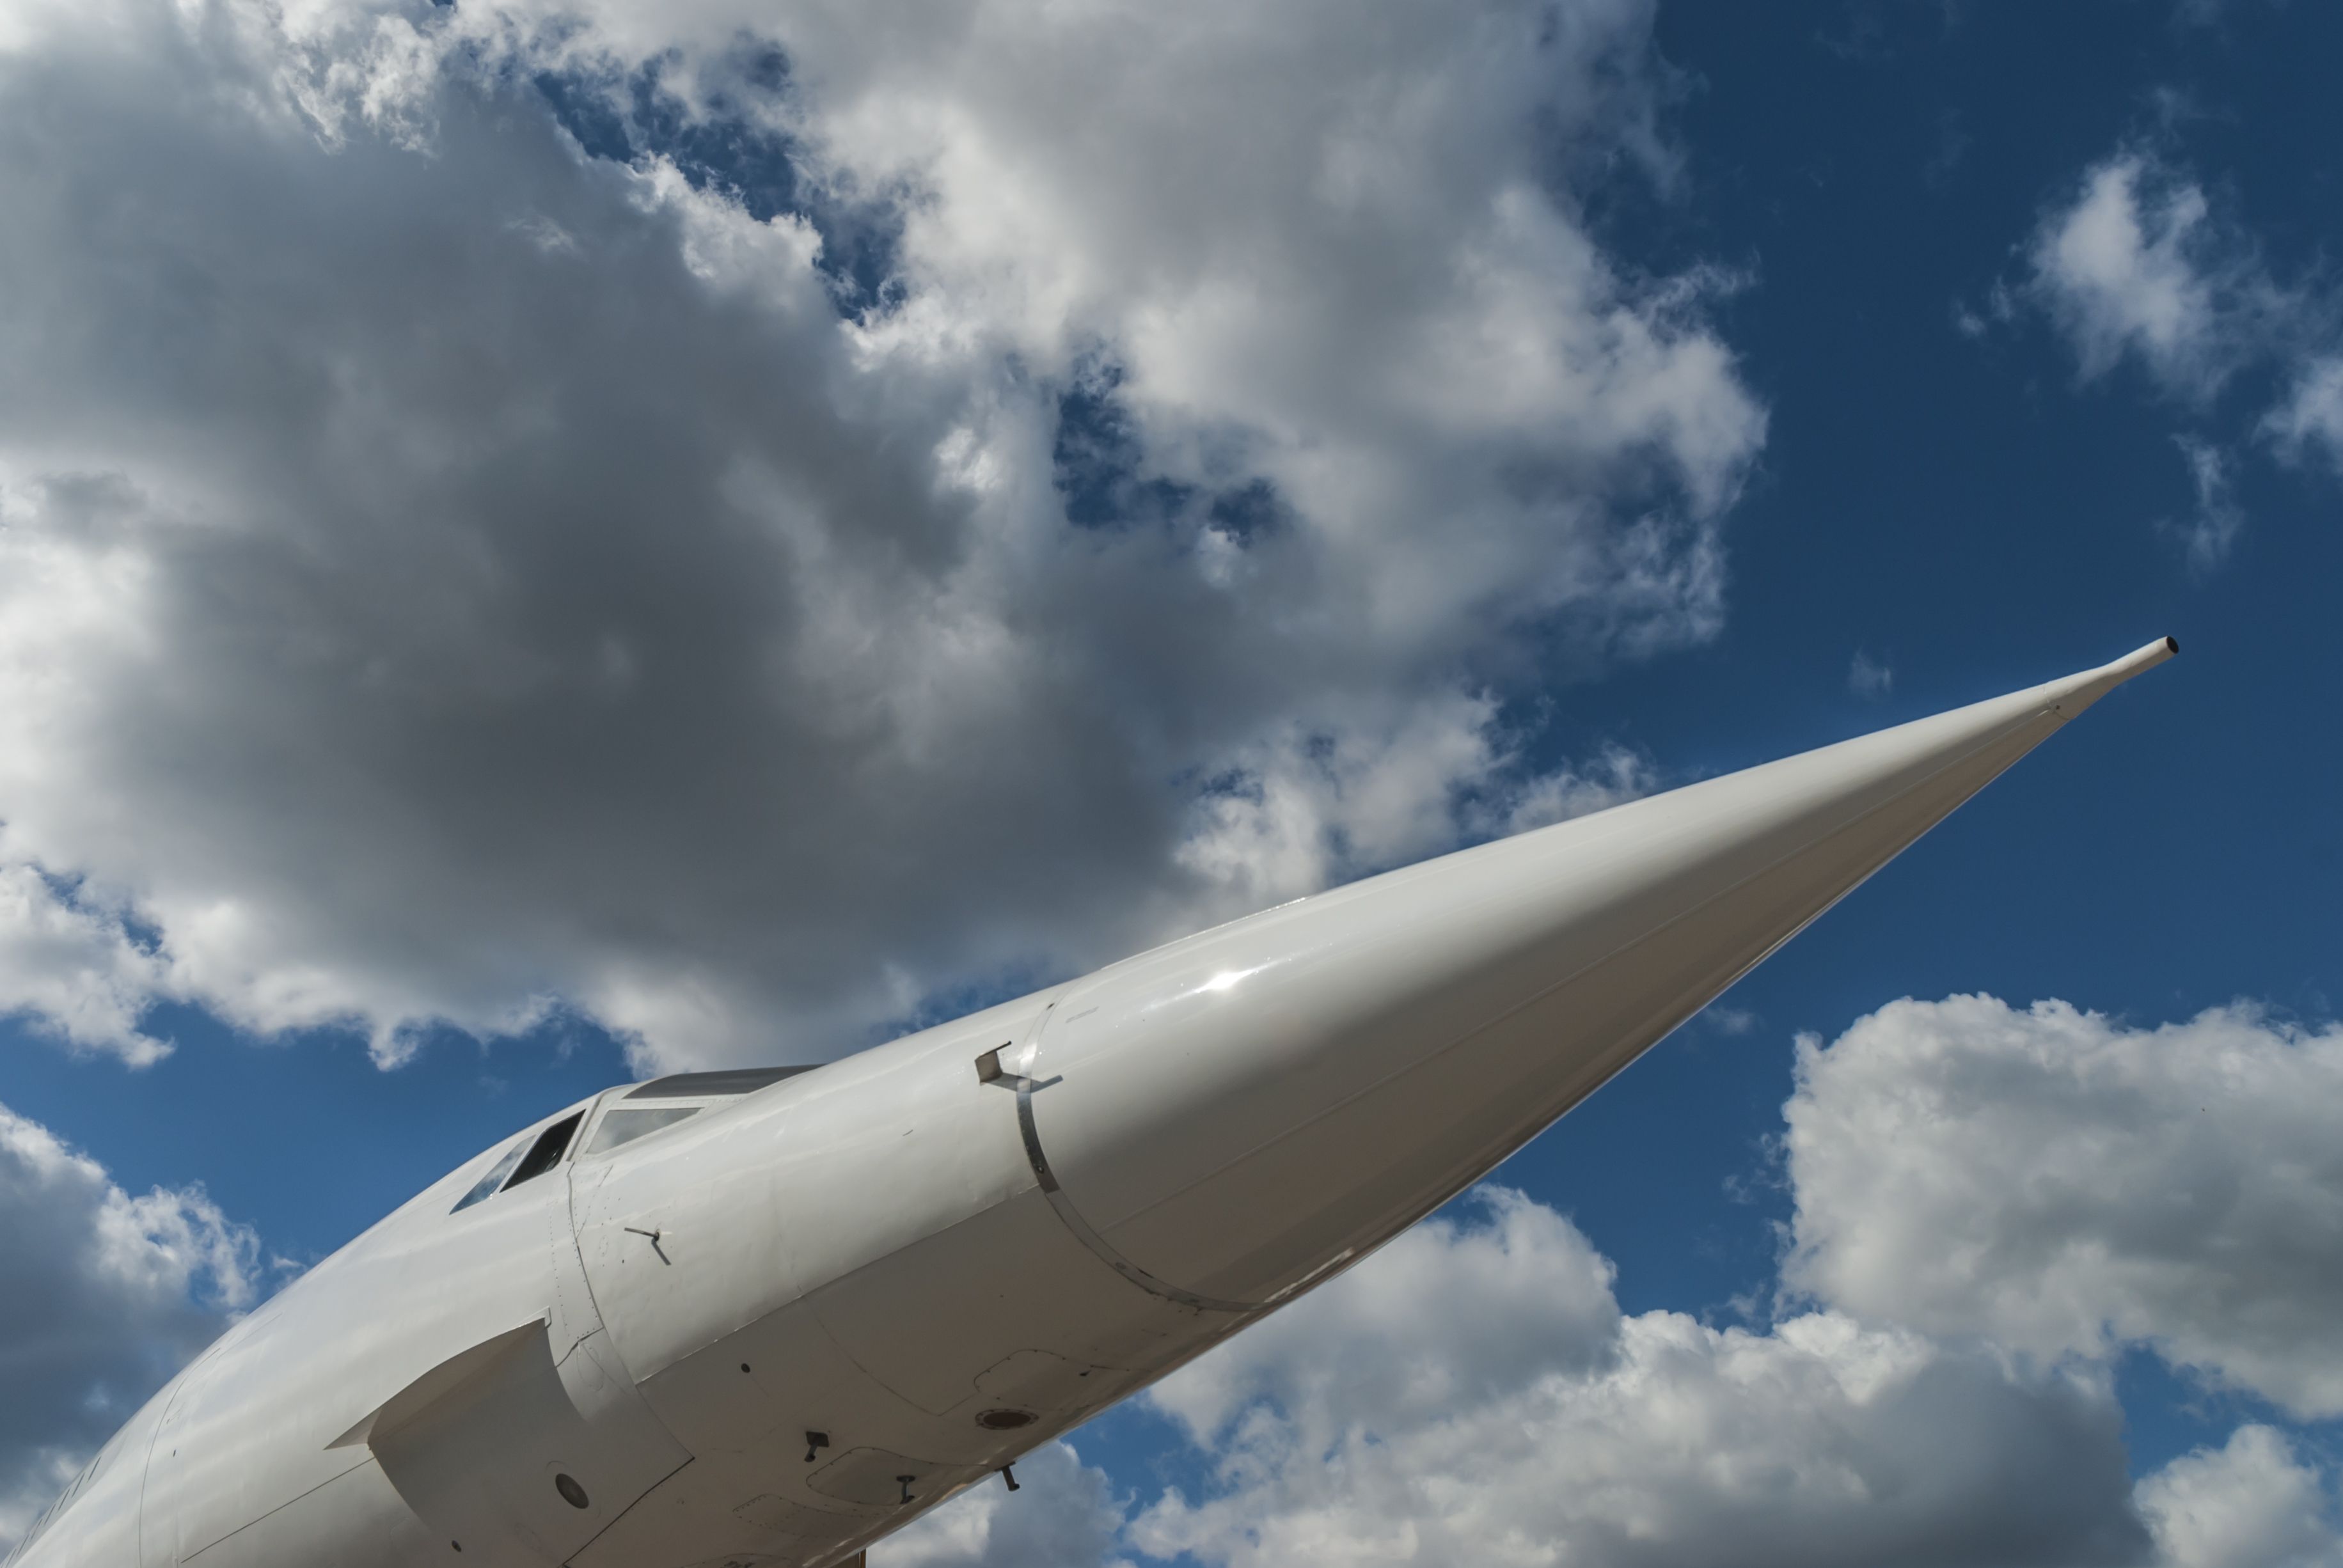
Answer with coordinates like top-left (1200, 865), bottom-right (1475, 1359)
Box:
top-left (975, 1408), bottom-right (1037, 1431)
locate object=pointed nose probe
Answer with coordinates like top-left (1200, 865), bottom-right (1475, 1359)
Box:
top-left (1012, 638), bottom-right (2179, 1313)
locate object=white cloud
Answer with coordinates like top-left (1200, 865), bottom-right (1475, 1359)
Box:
top-left (2026, 152), bottom-right (2276, 401)
top-left (1173, 698), bottom-right (1522, 919)
top-left (1176, 708), bottom-right (1661, 916)
top-left (872, 1178), bottom-right (2343, 1568)
top-left (2264, 356), bottom-right (2343, 474)
top-left (1490, 742), bottom-right (1660, 837)
top-left (1128, 1188), bottom-right (2152, 1568)
top-left (2014, 143), bottom-right (2343, 547)
top-left (846, 1103), bottom-right (2343, 1568)
top-left (0, 862), bottom-right (172, 1065)
top-left (2140, 1426), bottom-right (2342, 1568)
top-left (12, 1030), bottom-right (2339, 1568)
top-left (1148, 1189), bottom-right (1623, 1448)
top-left (872, 1439), bottom-right (1127, 1568)
top-left (0, 0), bottom-right (1763, 1070)
top-left (1785, 994), bottom-right (2343, 1418)
top-left (2163, 435), bottom-right (2244, 573)
top-left (0, 1100), bottom-right (258, 1551)
top-left (1847, 650), bottom-right (1893, 699)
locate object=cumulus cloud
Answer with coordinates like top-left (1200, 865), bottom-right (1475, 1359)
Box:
top-left (2138, 1425), bottom-right (2342, 1568)
top-left (13, 1023), bottom-right (2336, 1568)
top-left (1149, 1188), bottom-right (1624, 1446)
top-left (1490, 742), bottom-right (1661, 836)
top-left (894, 1179), bottom-right (2342, 1568)
top-left (0, 0), bottom-right (1763, 1070)
top-left (858, 1076), bottom-right (2343, 1568)
top-left (872, 1439), bottom-right (1127, 1568)
top-left (0, 1101), bottom-right (258, 1550)
top-left (0, 865), bottom-right (171, 1065)
top-left (1786, 994), bottom-right (2343, 1418)
top-left (2025, 151), bottom-right (2280, 402)
top-left (2010, 141), bottom-right (2343, 563)
top-left (1125, 1188), bottom-right (2150, 1568)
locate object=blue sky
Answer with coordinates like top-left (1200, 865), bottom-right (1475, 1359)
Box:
top-left (1, 1), bottom-right (2339, 1562)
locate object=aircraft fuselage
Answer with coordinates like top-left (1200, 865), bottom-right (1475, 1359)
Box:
top-left (6, 639), bottom-right (2176, 1568)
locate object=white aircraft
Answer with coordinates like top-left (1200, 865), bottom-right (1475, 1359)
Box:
top-left (7, 638), bottom-right (2176, 1568)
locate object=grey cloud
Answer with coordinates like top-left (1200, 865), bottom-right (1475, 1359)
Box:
top-left (0, 0), bottom-right (1763, 1069)
top-left (0, 1101), bottom-right (257, 1551)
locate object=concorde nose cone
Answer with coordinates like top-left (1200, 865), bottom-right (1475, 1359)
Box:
top-left (1016, 638), bottom-right (2179, 1311)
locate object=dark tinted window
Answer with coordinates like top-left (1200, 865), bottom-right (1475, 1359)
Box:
top-left (503, 1111), bottom-right (585, 1191)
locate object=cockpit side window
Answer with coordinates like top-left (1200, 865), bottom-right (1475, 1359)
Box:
top-left (501, 1110), bottom-right (584, 1192)
top-left (449, 1108), bottom-right (585, 1215)
top-left (566, 1064), bottom-right (818, 1162)
top-left (450, 1140), bottom-right (528, 1214)
top-left (581, 1105), bottom-right (701, 1156)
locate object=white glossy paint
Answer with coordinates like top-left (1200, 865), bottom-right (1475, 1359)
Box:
top-left (6, 639), bottom-right (2175, 1568)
